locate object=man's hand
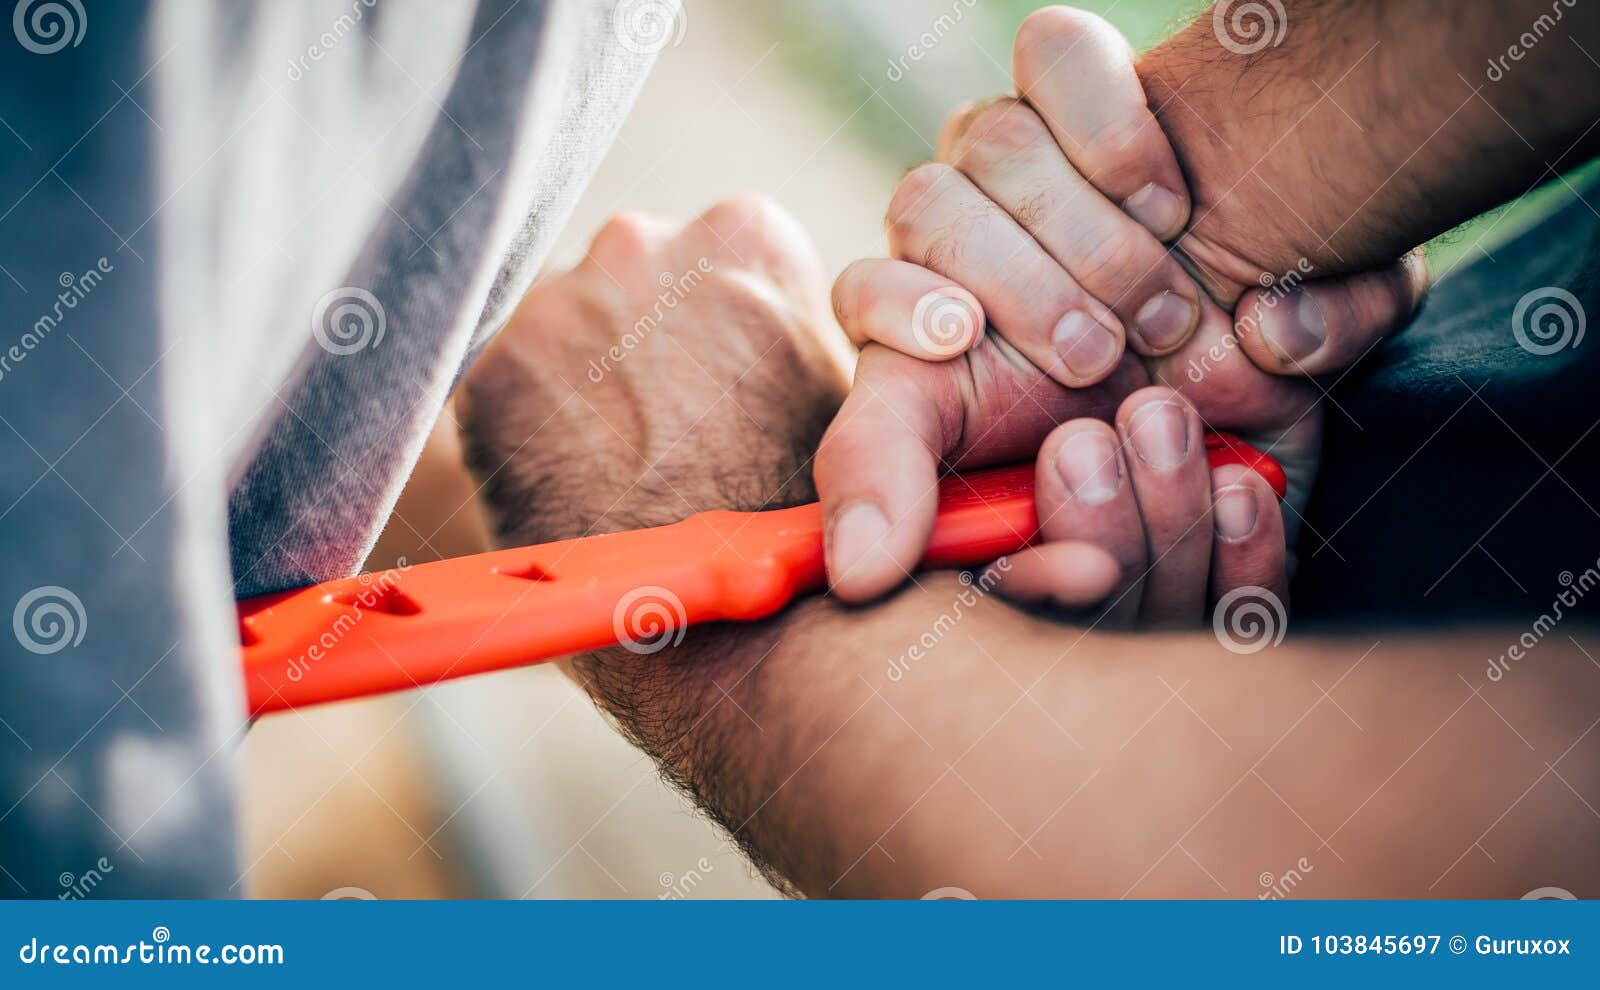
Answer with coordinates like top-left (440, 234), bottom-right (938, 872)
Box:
top-left (458, 195), bottom-right (850, 544)
top-left (818, 7), bottom-right (1427, 604)
top-left (991, 387), bottom-right (1287, 624)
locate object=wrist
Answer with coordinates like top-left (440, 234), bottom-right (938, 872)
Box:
top-left (459, 340), bottom-right (837, 548)
top-left (1140, 0), bottom-right (1600, 288)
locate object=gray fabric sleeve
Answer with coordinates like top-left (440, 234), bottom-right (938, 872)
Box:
top-left (0, 1), bottom-right (242, 897)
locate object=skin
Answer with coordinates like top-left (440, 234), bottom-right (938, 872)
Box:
top-left (820, 0), bottom-right (1600, 603)
top-left (457, 196), bottom-right (1595, 899)
top-left (455, 2), bottom-right (1600, 896)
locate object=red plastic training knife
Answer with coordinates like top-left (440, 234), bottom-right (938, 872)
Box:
top-left (237, 431), bottom-right (1286, 716)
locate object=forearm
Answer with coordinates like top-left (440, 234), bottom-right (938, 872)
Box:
top-left (1141, 0), bottom-right (1600, 280)
top-left (570, 569), bottom-right (1600, 897)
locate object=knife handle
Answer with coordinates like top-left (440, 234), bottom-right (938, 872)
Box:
top-left (239, 432), bottom-right (1285, 715)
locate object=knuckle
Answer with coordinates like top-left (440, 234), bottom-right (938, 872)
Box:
top-left (1072, 233), bottom-right (1156, 294)
top-left (950, 99), bottom-right (1049, 172)
top-left (886, 163), bottom-right (958, 236)
top-left (589, 211), bottom-right (667, 261)
top-left (699, 192), bottom-right (791, 242)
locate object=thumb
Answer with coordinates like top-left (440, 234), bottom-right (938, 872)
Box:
top-left (1235, 250), bottom-right (1428, 378)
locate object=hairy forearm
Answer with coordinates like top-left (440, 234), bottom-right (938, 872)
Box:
top-left (570, 568), bottom-right (1600, 898)
top-left (1141, 0), bottom-right (1600, 280)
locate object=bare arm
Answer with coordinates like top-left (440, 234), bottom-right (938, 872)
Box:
top-left (1140, 0), bottom-right (1600, 288)
top-left (558, 565), bottom-right (1600, 897)
top-left (460, 198), bottom-right (1598, 898)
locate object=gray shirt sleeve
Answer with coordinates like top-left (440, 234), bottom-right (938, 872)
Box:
top-left (0, 0), bottom-right (660, 897)
top-left (0, 0), bottom-right (241, 897)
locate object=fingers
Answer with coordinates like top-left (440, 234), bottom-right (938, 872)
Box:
top-left (1115, 387), bottom-right (1213, 625)
top-left (817, 337), bottom-right (1145, 603)
top-left (814, 346), bottom-right (952, 602)
top-left (1029, 418), bottom-right (1148, 624)
top-left (1235, 251), bottom-right (1429, 377)
top-left (885, 163), bottom-right (1126, 387)
top-left (833, 259), bottom-right (984, 360)
top-left (1012, 7), bottom-right (1190, 240)
top-left (988, 542), bottom-right (1121, 611)
top-left (1207, 463), bottom-right (1288, 607)
top-left (938, 97), bottom-right (1203, 357)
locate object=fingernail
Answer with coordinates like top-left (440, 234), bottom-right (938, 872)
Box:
top-left (1128, 400), bottom-right (1190, 470)
top-left (1213, 485), bottom-right (1259, 541)
top-left (1260, 288), bottom-right (1327, 364)
top-left (828, 501), bottom-right (890, 581)
top-left (1056, 432), bottom-right (1122, 505)
top-left (1123, 183), bottom-right (1185, 240)
top-left (1052, 312), bottom-right (1120, 381)
top-left (1132, 291), bottom-right (1199, 353)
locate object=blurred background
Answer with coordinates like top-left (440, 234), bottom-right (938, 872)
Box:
top-left (238, 0), bottom-right (1574, 899)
